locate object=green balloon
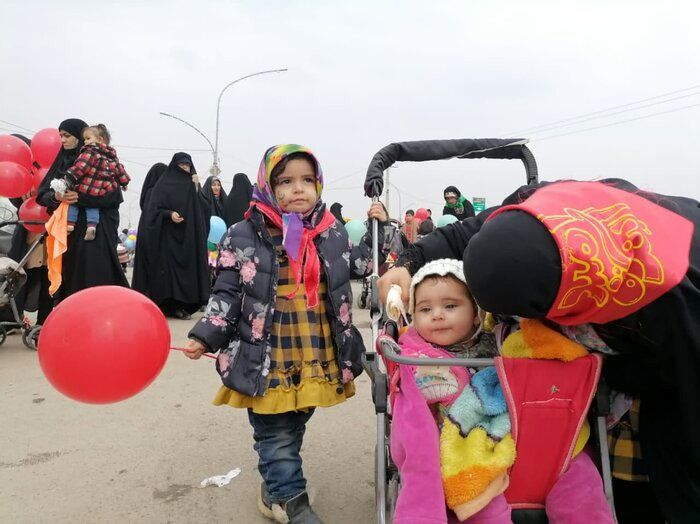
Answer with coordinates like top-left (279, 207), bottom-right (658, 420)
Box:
top-left (344, 219), bottom-right (367, 245)
top-left (207, 241), bottom-right (217, 251)
top-left (437, 214), bottom-right (458, 227)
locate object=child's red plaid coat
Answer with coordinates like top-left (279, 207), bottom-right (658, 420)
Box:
top-left (65, 143), bottom-right (130, 197)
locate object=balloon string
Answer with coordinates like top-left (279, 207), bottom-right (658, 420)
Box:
top-left (170, 346), bottom-right (217, 360)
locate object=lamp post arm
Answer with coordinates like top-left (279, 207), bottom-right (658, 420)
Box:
top-left (159, 112), bottom-right (216, 160)
top-left (214, 68), bottom-right (288, 166)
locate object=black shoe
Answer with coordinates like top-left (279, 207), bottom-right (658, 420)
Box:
top-left (284, 492), bottom-right (323, 524)
top-left (258, 484), bottom-right (323, 524)
top-left (173, 309), bottom-right (191, 320)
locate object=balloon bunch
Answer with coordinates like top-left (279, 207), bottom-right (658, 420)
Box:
top-left (0, 129), bottom-right (62, 232)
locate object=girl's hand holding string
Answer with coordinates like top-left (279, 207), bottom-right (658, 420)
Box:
top-left (183, 339), bottom-right (205, 360)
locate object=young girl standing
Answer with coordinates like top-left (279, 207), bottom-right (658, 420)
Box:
top-left (184, 144), bottom-right (387, 523)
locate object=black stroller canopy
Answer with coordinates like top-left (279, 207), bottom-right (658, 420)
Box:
top-left (364, 138), bottom-right (538, 197)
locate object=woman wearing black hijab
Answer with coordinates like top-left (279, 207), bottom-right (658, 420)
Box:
top-left (330, 202), bottom-right (345, 223)
top-left (381, 178), bottom-right (700, 524)
top-left (132, 153), bottom-right (209, 319)
top-left (200, 175), bottom-right (228, 219)
top-left (442, 185), bottom-right (475, 220)
top-left (36, 119), bottom-right (128, 300)
top-left (131, 162), bottom-right (168, 292)
top-left (222, 172), bottom-right (252, 227)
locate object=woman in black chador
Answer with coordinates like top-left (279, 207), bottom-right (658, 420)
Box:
top-left (132, 153), bottom-right (209, 319)
top-left (222, 172), bottom-right (253, 227)
top-left (200, 175), bottom-right (228, 219)
top-left (131, 162), bottom-right (167, 292)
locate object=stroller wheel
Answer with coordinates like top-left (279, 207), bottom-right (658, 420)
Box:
top-left (0, 326), bottom-right (6, 346)
top-left (22, 325), bottom-right (41, 351)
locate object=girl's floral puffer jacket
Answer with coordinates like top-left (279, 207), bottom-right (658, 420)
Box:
top-left (188, 208), bottom-right (385, 397)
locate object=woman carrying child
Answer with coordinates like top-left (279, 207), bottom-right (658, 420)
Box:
top-left (183, 144), bottom-right (388, 523)
top-left (36, 118), bottom-right (128, 300)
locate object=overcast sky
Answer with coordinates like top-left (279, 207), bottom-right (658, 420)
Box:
top-left (2, 0), bottom-right (699, 227)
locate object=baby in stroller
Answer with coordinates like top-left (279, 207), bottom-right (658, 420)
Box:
top-left (386, 259), bottom-right (614, 523)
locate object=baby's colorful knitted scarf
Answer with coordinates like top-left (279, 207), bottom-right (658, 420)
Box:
top-left (439, 319), bottom-right (591, 520)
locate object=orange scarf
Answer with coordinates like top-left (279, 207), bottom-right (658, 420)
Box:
top-left (45, 201), bottom-right (69, 296)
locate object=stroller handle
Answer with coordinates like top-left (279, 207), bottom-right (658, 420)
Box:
top-left (379, 337), bottom-right (495, 368)
top-left (364, 138), bottom-right (538, 197)
top-left (0, 220), bottom-right (46, 228)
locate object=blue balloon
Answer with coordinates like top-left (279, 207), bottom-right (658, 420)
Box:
top-left (125, 238), bottom-right (135, 250)
top-left (437, 214), bottom-right (458, 227)
top-left (208, 216), bottom-right (228, 245)
top-left (344, 219), bottom-right (367, 245)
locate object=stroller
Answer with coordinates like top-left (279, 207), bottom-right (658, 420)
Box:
top-left (361, 139), bottom-right (616, 523)
top-left (0, 220), bottom-right (46, 349)
top-left (358, 218), bottom-right (406, 310)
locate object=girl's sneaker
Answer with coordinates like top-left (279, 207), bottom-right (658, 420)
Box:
top-left (84, 226), bottom-right (96, 241)
top-left (258, 483), bottom-right (323, 524)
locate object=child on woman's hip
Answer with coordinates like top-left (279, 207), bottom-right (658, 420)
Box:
top-left (64, 124), bottom-right (130, 240)
top-left (184, 144), bottom-right (389, 524)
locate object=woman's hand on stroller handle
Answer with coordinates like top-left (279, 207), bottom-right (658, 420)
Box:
top-left (378, 266), bottom-right (412, 307)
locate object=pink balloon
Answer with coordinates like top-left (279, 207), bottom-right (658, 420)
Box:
top-left (0, 135), bottom-right (33, 171)
top-left (31, 128), bottom-right (62, 168)
top-left (415, 208), bottom-right (429, 221)
top-left (0, 161), bottom-right (33, 198)
top-left (18, 196), bottom-right (50, 233)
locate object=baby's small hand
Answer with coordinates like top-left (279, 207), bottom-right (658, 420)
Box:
top-left (183, 339), bottom-right (205, 360)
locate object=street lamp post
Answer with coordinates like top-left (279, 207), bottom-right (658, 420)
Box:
top-left (160, 68), bottom-right (288, 175)
top-left (159, 112), bottom-right (216, 167)
top-left (213, 68), bottom-right (288, 171)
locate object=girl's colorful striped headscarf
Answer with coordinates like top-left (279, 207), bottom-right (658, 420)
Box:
top-left (250, 144), bottom-right (335, 308)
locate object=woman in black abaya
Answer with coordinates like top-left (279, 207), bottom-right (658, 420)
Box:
top-left (200, 175), bottom-right (227, 219)
top-left (222, 172), bottom-right (252, 227)
top-left (139, 162), bottom-right (167, 212)
top-left (131, 162), bottom-right (167, 291)
top-left (36, 119), bottom-right (128, 301)
top-left (133, 153), bottom-right (208, 319)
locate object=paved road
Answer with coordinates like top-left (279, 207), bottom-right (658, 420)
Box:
top-left (0, 283), bottom-right (380, 523)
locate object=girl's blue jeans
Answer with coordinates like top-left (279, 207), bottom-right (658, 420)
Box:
top-left (247, 408), bottom-right (314, 504)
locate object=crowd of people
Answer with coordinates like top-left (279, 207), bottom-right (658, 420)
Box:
top-left (5, 119), bottom-right (699, 524)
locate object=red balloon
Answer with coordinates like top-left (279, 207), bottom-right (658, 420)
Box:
top-left (415, 208), bottom-right (429, 221)
top-left (31, 128), bottom-right (62, 168)
top-left (38, 286), bottom-right (171, 404)
top-left (0, 135), bottom-right (33, 170)
top-left (18, 196), bottom-right (50, 233)
top-left (0, 161), bottom-right (33, 198)
top-left (32, 166), bottom-right (49, 192)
